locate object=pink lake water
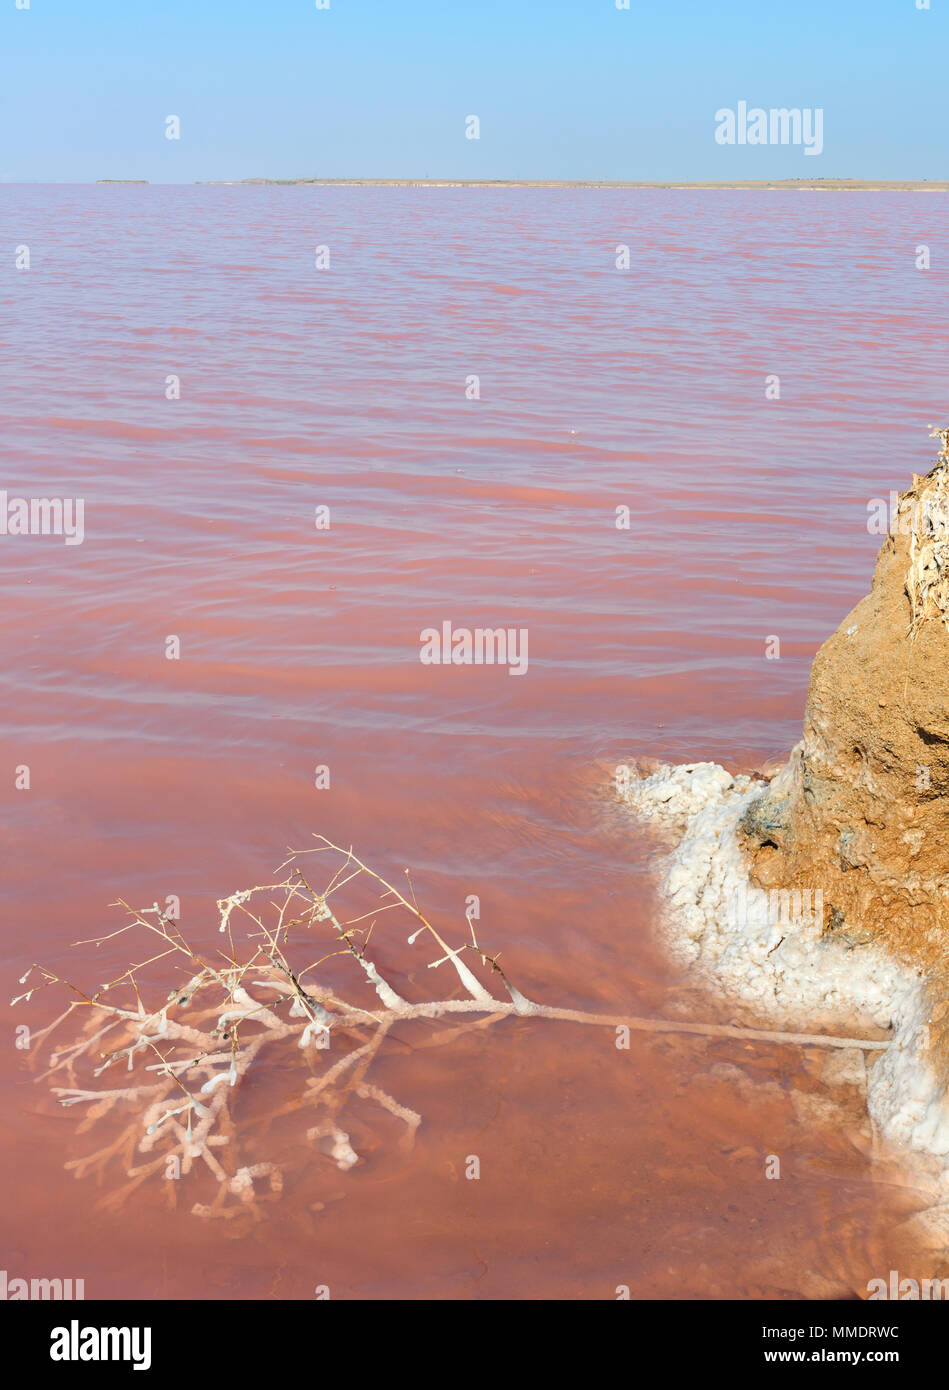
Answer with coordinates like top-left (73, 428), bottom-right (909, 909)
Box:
top-left (1, 187), bottom-right (946, 1299)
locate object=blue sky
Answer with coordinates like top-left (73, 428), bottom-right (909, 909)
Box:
top-left (1, 0), bottom-right (945, 182)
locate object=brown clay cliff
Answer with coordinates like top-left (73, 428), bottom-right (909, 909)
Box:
top-left (740, 433), bottom-right (949, 1061)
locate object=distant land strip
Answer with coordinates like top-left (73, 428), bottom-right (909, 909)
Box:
top-left (93, 178), bottom-right (949, 191)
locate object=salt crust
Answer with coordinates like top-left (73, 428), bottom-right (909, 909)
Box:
top-left (625, 762), bottom-right (949, 1171)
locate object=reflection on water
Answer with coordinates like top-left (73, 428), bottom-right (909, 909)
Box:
top-left (1, 187), bottom-right (942, 1297)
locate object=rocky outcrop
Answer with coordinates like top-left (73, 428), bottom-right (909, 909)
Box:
top-left (625, 435), bottom-right (949, 1182)
top-left (740, 443), bottom-right (949, 1067)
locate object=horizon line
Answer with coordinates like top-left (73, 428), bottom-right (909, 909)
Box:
top-left (81, 177), bottom-right (949, 191)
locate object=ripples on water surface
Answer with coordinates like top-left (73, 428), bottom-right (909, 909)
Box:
top-left (1, 188), bottom-right (945, 1297)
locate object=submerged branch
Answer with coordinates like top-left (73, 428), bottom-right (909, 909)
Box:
top-left (16, 839), bottom-right (891, 1219)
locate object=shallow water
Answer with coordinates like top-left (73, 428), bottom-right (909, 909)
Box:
top-left (1, 187), bottom-right (944, 1298)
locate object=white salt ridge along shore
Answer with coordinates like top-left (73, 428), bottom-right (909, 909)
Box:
top-left (626, 761), bottom-right (949, 1173)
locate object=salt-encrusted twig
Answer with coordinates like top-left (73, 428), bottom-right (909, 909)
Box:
top-left (17, 841), bottom-right (892, 1219)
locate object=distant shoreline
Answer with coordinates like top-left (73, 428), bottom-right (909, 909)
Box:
top-left (92, 178), bottom-right (949, 192)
